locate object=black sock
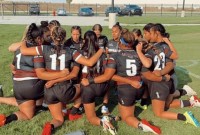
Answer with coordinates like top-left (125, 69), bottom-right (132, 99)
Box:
top-left (178, 89), bottom-right (187, 96)
top-left (100, 120), bottom-right (103, 126)
top-left (70, 106), bottom-right (79, 114)
top-left (5, 114), bottom-right (18, 124)
top-left (177, 113), bottom-right (186, 121)
top-left (181, 100), bottom-right (191, 107)
top-left (141, 98), bottom-right (148, 106)
top-left (51, 124), bottom-right (54, 131)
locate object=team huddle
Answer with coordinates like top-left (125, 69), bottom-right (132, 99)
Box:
top-left (0, 20), bottom-right (200, 135)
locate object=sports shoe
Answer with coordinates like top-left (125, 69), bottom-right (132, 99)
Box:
top-left (184, 111), bottom-right (200, 127)
top-left (140, 119), bottom-right (161, 135)
top-left (190, 96), bottom-right (200, 107)
top-left (183, 85), bottom-right (197, 96)
top-left (68, 113), bottom-right (82, 121)
top-left (101, 105), bottom-right (109, 114)
top-left (101, 116), bottom-right (117, 135)
top-left (42, 122), bottom-right (52, 135)
top-left (0, 114), bottom-right (6, 127)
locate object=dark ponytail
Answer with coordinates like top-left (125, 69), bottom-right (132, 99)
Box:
top-left (81, 31), bottom-right (100, 77)
top-left (151, 23), bottom-right (170, 38)
top-left (26, 23), bottom-right (43, 47)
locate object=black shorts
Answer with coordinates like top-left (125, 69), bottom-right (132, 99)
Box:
top-left (117, 84), bottom-right (144, 106)
top-left (44, 81), bottom-right (76, 105)
top-left (145, 79), bottom-right (173, 101)
top-left (13, 79), bottom-right (45, 105)
top-left (81, 83), bottom-right (109, 104)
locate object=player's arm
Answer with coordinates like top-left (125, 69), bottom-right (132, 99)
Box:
top-left (74, 48), bottom-right (104, 67)
top-left (136, 42), bottom-right (152, 68)
top-left (20, 41), bottom-right (39, 56)
top-left (35, 68), bottom-right (69, 80)
top-left (81, 68), bottom-right (115, 86)
top-left (45, 66), bottom-right (80, 88)
top-left (163, 37), bottom-right (178, 60)
top-left (8, 42), bottom-right (21, 52)
top-left (112, 75), bottom-right (142, 89)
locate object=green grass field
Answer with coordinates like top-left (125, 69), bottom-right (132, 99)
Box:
top-left (117, 16), bottom-right (200, 24)
top-left (0, 22), bottom-right (200, 135)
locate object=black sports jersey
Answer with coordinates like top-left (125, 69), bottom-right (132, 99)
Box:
top-left (97, 35), bottom-right (108, 48)
top-left (13, 44), bottom-right (38, 80)
top-left (81, 51), bottom-right (107, 78)
top-left (64, 37), bottom-right (83, 52)
top-left (142, 42), bottom-right (173, 73)
top-left (34, 45), bottom-right (81, 71)
top-left (106, 39), bottom-right (120, 54)
top-left (106, 50), bottom-right (142, 77)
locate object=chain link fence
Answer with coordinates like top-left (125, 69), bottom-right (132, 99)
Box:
top-left (1, 2), bottom-right (200, 17)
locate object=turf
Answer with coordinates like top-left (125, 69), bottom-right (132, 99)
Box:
top-left (0, 23), bottom-right (200, 135)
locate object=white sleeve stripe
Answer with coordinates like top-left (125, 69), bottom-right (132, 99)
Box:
top-left (36, 47), bottom-right (40, 55)
top-left (75, 54), bottom-right (82, 61)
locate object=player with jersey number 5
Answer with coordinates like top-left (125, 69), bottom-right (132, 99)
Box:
top-left (81, 28), bottom-right (161, 135)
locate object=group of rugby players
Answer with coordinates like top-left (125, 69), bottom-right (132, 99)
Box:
top-left (0, 20), bottom-right (200, 135)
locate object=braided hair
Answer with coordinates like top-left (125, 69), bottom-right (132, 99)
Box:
top-left (26, 23), bottom-right (43, 47)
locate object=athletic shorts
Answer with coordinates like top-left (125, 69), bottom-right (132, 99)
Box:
top-left (117, 84), bottom-right (144, 106)
top-left (81, 83), bottom-right (109, 104)
top-left (145, 79), bottom-right (173, 101)
top-left (44, 81), bottom-right (76, 105)
top-left (13, 79), bottom-right (45, 105)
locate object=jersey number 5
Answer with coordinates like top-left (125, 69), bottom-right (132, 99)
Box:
top-left (126, 59), bottom-right (137, 76)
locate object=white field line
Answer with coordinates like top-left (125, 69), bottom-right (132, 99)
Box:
top-left (175, 60), bottom-right (200, 79)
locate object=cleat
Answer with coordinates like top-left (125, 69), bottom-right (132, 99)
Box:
top-left (141, 119), bottom-right (161, 135)
top-left (190, 96), bottom-right (200, 107)
top-left (184, 111), bottom-right (200, 127)
top-left (101, 116), bottom-right (117, 135)
top-left (138, 104), bottom-right (148, 110)
top-left (41, 122), bottom-right (52, 135)
top-left (183, 85), bottom-right (197, 96)
top-left (101, 105), bottom-right (109, 114)
top-left (0, 114), bottom-right (6, 127)
top-left (68, 113), bottom-right (82, 121)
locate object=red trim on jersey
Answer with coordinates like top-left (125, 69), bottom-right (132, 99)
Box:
top-left (34, 57), bottom-right (44, 63)
top-left (73, 51), bottom-right (81, 60)
top-left (14, 70), bottom-right (37, 78)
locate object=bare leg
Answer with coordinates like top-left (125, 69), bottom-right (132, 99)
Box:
top-left (0, 97), bottom-right (18, 106)
top-left (152, 99), bottom-right (178, 120)
top-left (84, 103), bottom-right (101, 126)
top-left (48, 102), bottom-right (64, 128)
top-left (15, 100), bottom-right (35, 120)
top-left (118, 104), bottom-right (139, 128)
